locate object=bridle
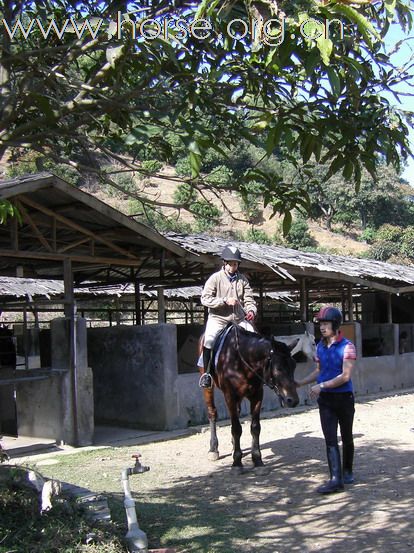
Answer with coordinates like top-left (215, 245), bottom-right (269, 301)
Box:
top-left (233, 324), bottom-right (282, 397)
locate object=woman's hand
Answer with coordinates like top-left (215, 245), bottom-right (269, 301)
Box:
top-left (310, 384), bottom-right (322, 400)
top-left (245, 310), bottom-right (255, 321)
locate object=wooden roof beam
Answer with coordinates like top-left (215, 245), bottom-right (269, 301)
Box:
top-left (295, 268), bottom-right (400, 294)
top-left (17, 195), bottom-right (138, 260)
top-left (0, 249), bottom-right (141, 267)
top-left (15, 200), bottom-right (53, 252)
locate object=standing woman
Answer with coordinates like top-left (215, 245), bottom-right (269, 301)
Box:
top-left (296, 306), bottom-right (357, 493)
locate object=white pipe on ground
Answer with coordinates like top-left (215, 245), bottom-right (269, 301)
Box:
top-left (121, 454), bottom-right (150, 553)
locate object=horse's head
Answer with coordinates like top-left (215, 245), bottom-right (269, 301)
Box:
top-left (299, 331), bottom-right (317, 361)
top-left (273, 332), bottom-right (317, 362)
top-left (268, 339), bottom-right (299, 408)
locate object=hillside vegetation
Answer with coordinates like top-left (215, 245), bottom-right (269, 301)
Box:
top-left (90, 164), bottom-right (369, 256)
top-left (4, 149), bottom-right (414, 263)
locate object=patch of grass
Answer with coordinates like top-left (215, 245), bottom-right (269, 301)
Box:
top-left (0, 481), bottom-right (125, 553)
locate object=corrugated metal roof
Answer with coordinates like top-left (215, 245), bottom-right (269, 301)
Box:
top-left (166, 233), bottom-right (414, 290)
top-left (0, 279), bottom-right (292, 303)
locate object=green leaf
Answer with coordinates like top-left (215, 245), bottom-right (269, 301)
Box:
top-left (325, 154), bottom-right (345, 180)
top-left (326, 67), bottom-right (341, 96)
top-left (342, 160), bottom-right (353, 180)
top-left (384, 0), bottom-right (397, 22)
top-left (335, 4), bottom-right (382, 50)
top-left (316, 36), bottom-right (333, 65)
top-left (189, 151), bottom-right (201, 178)
top-left (266, 124), bottom-right (283, 156)
top-left (282, 211), bottom-right (292, 236)
top-left (188, 140), bottom-right (201, 155)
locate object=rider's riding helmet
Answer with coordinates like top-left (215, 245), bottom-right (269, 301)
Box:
top-left (221, 245), bottom-right (242, 263)
top-left (316, 306), bottom-right (342, 332)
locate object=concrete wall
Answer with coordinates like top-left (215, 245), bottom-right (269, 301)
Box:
top-left (86, 321), bottom-right (414, 432)
top-left (88, 323), bottom-right (185, 430)
top-left (16, 373), bottom-right (64, 440)
top-left (353, 322), bottom-right (414, 395)
top-left (16, 317), bottom-right (94, 446)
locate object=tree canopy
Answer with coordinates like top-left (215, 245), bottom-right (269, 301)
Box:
top-left (0, 0), bottom-right (413, 224)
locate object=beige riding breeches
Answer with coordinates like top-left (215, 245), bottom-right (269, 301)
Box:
top-left (197, 318), bottom-right (255, 367)
top-left (204, 317), bottom-right (255, 348)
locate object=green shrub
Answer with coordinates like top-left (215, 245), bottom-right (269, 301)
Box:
top-left (140, 159), bottom-right (162, 176)
top-left (175, 157), bottom-right (192, 177)
top-left (191, 201), bottom-right (221, 231)
top-left (401, 226), bottom-right (414, 259)
top-left (375, 224), bottom-right (403, 243)
top-left (238, 181), bottom-right (265, 221)
top-left (7, 154), bottom-right (81, 186)
top-left (359, 227), bottom-right (377, 244)
top-left (284, 216), bottom-right (315, 250)
top-left (173, 183), bottom-right (197, 206)
top-left (205, 165), bottom-right (233, 188)
top-left (367, 240), bottom-right (399, 261)
top-left (244, 228), bottom-right (271, 244)
top-left (105, 172), bottom-right (136, 197)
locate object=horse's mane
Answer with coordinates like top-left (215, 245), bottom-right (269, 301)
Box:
top-left (228, 322), bottom-right (269, 343)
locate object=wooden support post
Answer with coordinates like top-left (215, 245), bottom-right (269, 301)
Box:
top-left (63, 258), bottom-right (79, 447)
top-left (134, 274), bottom-right (141, 325)
top-left (189, 301), bottom-right (194, 324)
top-left (157, 287), bottom-right (166, 324)
top-left (259, 282), bottom-right (264, 324)
top-left (386, 293), bottom-right (393, 323)
top-left (300, 278), bottom-right (308, 322)
top-left (341, 289), bottom-right (346, 320)
top-left (348, 284), bottom-right (354, 322)
top-left (23, 306), bottom-right (29, 370)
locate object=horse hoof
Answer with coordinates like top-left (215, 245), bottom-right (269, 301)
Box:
top-left (208, 451), bottom-right (220, 461)
top-left (230, 465), bottom-right (244, 474)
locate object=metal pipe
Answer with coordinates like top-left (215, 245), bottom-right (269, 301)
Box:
top-left (121, 454), bottom-right (150, 553)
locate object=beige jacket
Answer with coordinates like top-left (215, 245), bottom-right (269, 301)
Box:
top-left (201, 268), bottom-right (257, 323)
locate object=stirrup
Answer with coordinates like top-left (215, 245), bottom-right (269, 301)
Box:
top-left (199, 373), bottom-right (213, 388)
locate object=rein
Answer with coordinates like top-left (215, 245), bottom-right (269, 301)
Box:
top-left (233, 324), bottom-right (280, 395)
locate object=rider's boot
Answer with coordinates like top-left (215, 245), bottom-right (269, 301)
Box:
top-left (317, 445), bottom-right (344, 494)
top-left (343, 441), bottom-right (355, 484)
top-left (198, 347), bottom-right (213, 388)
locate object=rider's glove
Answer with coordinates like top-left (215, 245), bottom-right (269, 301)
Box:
top-left (245, 311), bottom-right (255, 322)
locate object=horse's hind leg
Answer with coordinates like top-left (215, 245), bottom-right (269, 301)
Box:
top-left (202, 388), bottom-right (219, 461)
top-left (250, 393), bottom-right (264, 467)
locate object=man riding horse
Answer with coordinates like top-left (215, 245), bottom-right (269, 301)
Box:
top-left (198, 245), bottom-right (257, 388)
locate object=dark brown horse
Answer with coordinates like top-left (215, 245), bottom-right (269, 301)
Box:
top-left (199, 323), bottom-right (299, 469)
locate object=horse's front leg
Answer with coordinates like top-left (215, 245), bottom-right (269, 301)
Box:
top-left (227, 396), bottom-right (243, 468)
top-left (202, 387), bottom-right (219, 461)
top-left (250, 391), bottom-right (264, 467)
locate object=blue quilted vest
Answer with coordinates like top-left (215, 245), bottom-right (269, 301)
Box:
top-left (317, 337), bottom-right (353, 393)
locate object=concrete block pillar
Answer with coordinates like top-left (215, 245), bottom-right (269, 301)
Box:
top-left (51, 317), bottom-right (94, 446)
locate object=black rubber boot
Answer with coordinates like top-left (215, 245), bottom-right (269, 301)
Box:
top-left (199, 347), bottom-right (213, 388)
top-left (317, 445), bottom-right (344, 494)
top-left (343, 442), bottom-right (355, 484)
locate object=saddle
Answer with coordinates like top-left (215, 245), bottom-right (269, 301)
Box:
top-left (210, 323), bottom-right (235, 371)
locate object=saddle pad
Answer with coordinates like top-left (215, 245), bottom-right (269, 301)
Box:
top-left (212, 323), bottom-right (235, 370)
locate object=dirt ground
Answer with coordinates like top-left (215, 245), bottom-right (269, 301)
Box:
top-left (24, 390), bottom-right (414, 553)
